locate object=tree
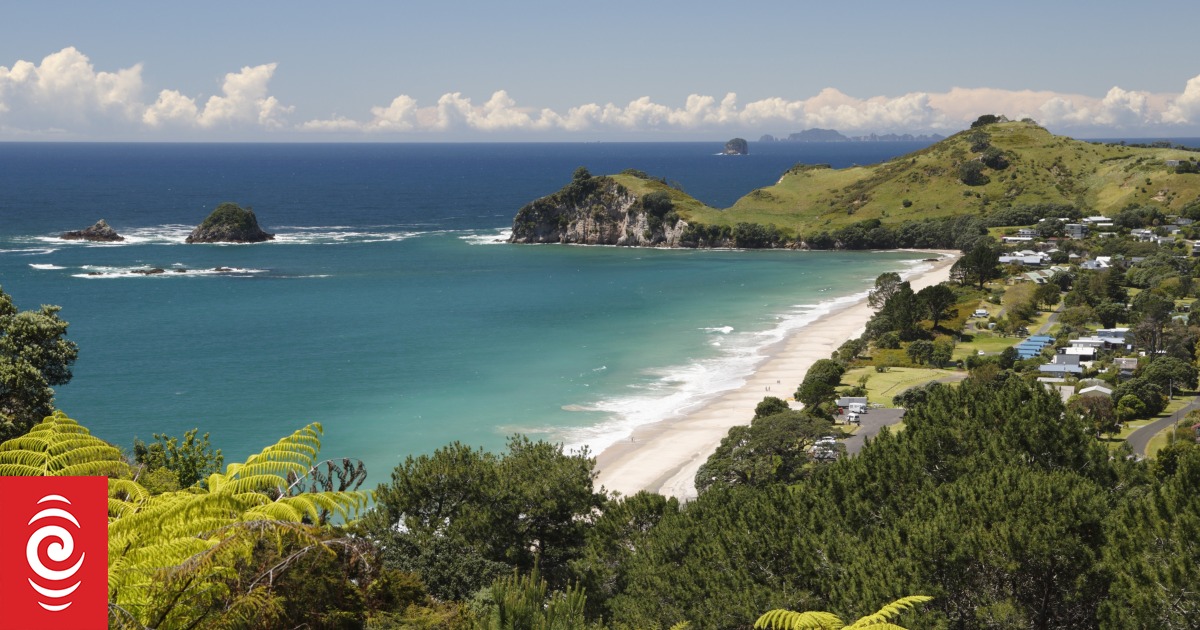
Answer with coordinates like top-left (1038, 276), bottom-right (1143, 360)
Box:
top-left (369, 436), bottom-right (605, 597)
top-left (133, 428), bottom-right (224, 489)
top-left (1141, 357), bottom-right (1199, 397)
top-left (868, 272), bottom-right (902, 310)
top-left (916, 284), bottom-right (956, 330)
top-left (906, 339), bottom-right (935, 366)
top-left (695, 410), bottom-right (838, 494)
top-left (0, 286), bottom-right (79, 441)
top-left (754, 396), bottom-right (791, 419)
top-left (959, 238), bottom-right (1000, 289)
top-left (1094, 301), bottom-right (1127, 328)
top-left (971, 114), bottom-right (1002, 128)
top-left (794, 359), bottom-right (845, 413)
top-left (958, 160), bottom-right (990, 186)
top-left (1068, 395), bottom-right (1120, 437)
top-left (1034, 282), bottom-right (1062, 310)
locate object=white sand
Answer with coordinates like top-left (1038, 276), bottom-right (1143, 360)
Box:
top-left (593, 252), bottom-right (959, 500)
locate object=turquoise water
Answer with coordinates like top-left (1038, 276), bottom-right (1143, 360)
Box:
top-left (0, 143), bottom-right (933, 481)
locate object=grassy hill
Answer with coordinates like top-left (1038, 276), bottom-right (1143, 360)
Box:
top-left (670, 121), bottom-right (1200, 237)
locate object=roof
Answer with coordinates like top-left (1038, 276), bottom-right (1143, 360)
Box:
top-left (1078, 385), bottom-right (1114, 397)
top-left (1039, 364), bottom-right (1084, 375)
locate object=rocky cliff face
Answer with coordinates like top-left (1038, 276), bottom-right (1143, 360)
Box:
top-left (509, 175), bottom-right (689, 246)
top-left (61, 219), bottom-right (124, 242)
top-left (186, 203), bottom-right (274, 243)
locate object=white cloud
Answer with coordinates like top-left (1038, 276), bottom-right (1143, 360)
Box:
top-left (144, 63), bottom-right (292, 129)
top-left (1163, 73), bottom-right (1200, 125)
top-left (0, 47), bottom-right (144, 126)
top-left (0, 47), bottom-right (292, 136)
top-left (4, 46), bottom-right (1200, 139)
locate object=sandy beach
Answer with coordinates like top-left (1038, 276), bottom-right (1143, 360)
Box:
top-left (594, 252), bottom-right (960, 500)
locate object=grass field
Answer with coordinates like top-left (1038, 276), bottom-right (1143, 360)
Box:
top-left (842, 367), bottom-right (957, 407)
top-left (668, 121), bottom-right (1200, 235)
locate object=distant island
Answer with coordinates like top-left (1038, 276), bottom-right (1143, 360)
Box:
top-left (723, 138), bottom-right (749, 155)
top-left (759, 128), bottom-right (945, 143)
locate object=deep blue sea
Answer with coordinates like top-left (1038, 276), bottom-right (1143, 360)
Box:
top-left (0, 141), bottom-right (935, 482)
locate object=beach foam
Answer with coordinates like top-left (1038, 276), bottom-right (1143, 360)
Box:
top-left (72, 265), bottom-right (268, 279)
top-left (459, 228), bottom-right (512, 245)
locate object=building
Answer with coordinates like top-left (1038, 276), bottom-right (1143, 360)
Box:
top-left (1065, 223), bottom-right (1088, 239)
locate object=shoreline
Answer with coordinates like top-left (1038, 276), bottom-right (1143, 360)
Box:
top-left (593, 251), bottom-right (960, 500)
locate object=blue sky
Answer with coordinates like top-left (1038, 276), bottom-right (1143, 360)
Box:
top-left (3, 0), bottom-right (1200, 141)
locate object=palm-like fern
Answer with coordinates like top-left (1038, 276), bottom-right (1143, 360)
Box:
top-left (0, 412), bottom-right (372, 629)
top-left (754, 596), bottom-right (932, 630)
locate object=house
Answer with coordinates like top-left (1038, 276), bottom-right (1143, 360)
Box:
top-left (1114, 357), bottom-right (1138, 378)
top-left (1166, 159), bottom-right (1182, 167)
top-left (1097, 328), bottom-right (1129, 342)
top-left (1016, 228), bottom-right (1038, 238)
top-left (1039, 353), bottom-right (1083, 376)
top-left (1131, 228), bottom-right (1156, 242)
top-left (1060, 346), bottom-right (1097, 360)
top-left (1002, 236), bottom-right (1035, 245)
top-left (999, 250), bottom-right (1050, 266)
top-left (1065, 223), bottom-right (1088, 239)
top-left (1078, 385), bottom-right (1114, 398)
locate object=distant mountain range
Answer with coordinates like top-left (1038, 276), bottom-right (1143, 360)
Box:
top-left (759, 128), bottom-right (945, 143)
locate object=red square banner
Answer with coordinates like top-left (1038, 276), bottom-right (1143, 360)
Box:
top-left (0, 476), bottom-right (109, 630)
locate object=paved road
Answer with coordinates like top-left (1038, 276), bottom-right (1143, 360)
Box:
top-left (1035, 303), bottom-right (1063, 336)
top-left (1127, 396), bottom-right (1200, 457)
top-left (841, 407), bottom-right (906, 455)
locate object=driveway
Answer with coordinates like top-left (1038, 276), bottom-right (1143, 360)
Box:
top-left (840, 407), bottom-right (906, 455)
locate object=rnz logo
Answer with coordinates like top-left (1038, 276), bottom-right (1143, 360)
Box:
top-left (0, 476), bottom-right (108, 630)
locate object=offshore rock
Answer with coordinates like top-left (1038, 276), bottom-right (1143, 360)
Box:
top-left (186, 202), bottom-right (274, 243)
top-left (723, 138), bottom-right (749, 155)
top-left (61, 219), bottom-right (124, 242)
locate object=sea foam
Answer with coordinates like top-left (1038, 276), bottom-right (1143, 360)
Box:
top-left (559, 255), bottom-right (937, 457)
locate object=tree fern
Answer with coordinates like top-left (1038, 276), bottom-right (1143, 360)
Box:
top-left (755, 596), bottom-right (932, 630)
top-left (0, 411), bottom-right (373, 629)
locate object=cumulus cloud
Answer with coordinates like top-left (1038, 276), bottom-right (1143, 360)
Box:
top-left (5, 46), bottom-right (1200, 138)
top-left (0, 47), bottom-right (144, 127)
top-left (1164, 73), bottom-right (1200, 125)
top-left (144, 63), bottom-right (292, 129)
top-left (300, 73), bottom-right (1200, 137)
top-left (0, 47), bottom-right (292, 135)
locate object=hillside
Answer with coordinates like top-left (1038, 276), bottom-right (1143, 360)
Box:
top-left (511, 121), bottom-right (1200, 247)
top-left (697, 121), bottom-right (1200, 236)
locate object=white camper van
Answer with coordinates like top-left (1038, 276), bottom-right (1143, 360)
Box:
top-left (848, 402), bottom-right (867, 414)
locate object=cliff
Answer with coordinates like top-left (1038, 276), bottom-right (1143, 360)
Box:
top-left (186, 202), bottom-right (274, 244)
top-left (509, 170), bottom-right (692, 246)
top-left (61, 219), bottom-right (123, 242)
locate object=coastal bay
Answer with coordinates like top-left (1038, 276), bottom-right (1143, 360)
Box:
top-left (595, 253), bottom-right (958, 500)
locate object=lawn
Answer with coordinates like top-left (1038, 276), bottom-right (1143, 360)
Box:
top-left (842, 367), bottom-right (956, 408)
top-left (953, 333), bottom-right (1019, 359)
top-left (1146, 425), bottom-right (1174, 458)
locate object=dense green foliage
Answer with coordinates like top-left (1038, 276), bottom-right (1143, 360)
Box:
top-left (367, 437), bottom-right (605, 600)
top-left (0, 285), bottom-right (78, 441)
top-left (197, 201), bottom-right (262, 232)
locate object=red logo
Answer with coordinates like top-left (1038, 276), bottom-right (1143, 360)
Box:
top-left (0, 476), bottom-right (108, 630)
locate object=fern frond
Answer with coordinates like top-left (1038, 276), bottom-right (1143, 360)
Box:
top-left (845, 596), bottom-right (932, 630)
top-left (755, 609), bottom-right (845, 629)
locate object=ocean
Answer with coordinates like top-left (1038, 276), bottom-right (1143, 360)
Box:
top-left (0, 141), bottom-right (935, 481)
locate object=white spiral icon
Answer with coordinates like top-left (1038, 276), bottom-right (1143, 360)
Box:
top-left (26, 494), bottom-right (86, 612)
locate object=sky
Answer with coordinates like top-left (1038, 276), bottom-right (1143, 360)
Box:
top-left (3, 0), bottom-right (1200, 142)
